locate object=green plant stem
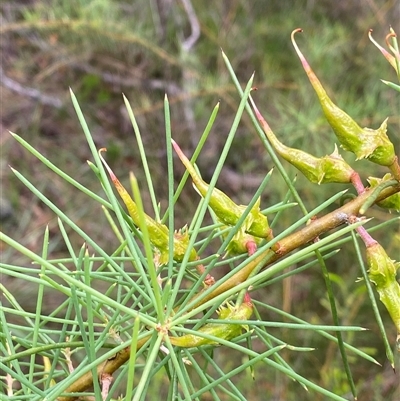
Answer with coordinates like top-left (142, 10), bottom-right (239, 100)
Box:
top-left (315, 250), bottom-right (357, 398)
top-left (28, 226), bottom-right (49, 390)
top-left (132, 334), bottom-right (164, 401)
top-left (123, 94), bottom-right (160, 220)
top-left (130, 173), bottom-right (164, 322)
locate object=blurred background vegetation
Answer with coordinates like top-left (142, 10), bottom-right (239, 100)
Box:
top-left (1, 0), bottom-right (399, 399)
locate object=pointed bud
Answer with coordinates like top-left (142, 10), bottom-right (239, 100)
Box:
top-left (291, 29), bottom-right (396, 167)
top-left (365, 241), bottom-right (400, 334)
top-left (99, 148), bottom-right (198, 264)
top-left (172, 139), bottom-right (272, 241)
top-left (251, 98), bottom-right (355, 184)
top-left (169, 297), bottom-right (253, 347)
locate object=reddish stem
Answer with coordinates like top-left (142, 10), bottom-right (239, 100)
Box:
top-left (355, 224), bottom-right (377, 248)
top-left (350, 172), bottom-right (365, 195)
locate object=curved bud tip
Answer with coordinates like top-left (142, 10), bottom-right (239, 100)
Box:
top-left (292, 29), bottom-right (395, 165)
top-left (386, 31), bottom-right (397, 42)
top-left (291, 28), bottom-right (333, 108)
top-left (99, 148), bottom-right (118, 181)
top-left (369, 28), bottom-right (398, 71)
top-left (291, 28), bottom-right (311, 71)
top-left (385, 31), bottom-right (398, 53)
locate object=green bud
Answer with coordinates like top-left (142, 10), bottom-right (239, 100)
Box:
top-left (172, 139), bottom-right (272, 242)
top-left (366, 242), bottom-right (400, 334)
top-left (367, 174), bottom-right (400, 211)
top-left (169, 226), bottom-right (198, 264)
top-left (251, 98), bottom-right (355, 184)
top-left (99, 149), bottom-right (198, 265)
top-left (169, 294), bottom-right (253, 347)
top-left (291, 29), bottom-right (396, 167)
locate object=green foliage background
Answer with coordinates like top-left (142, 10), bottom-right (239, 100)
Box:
top-left (1, 0), bottom-right (399, 400)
